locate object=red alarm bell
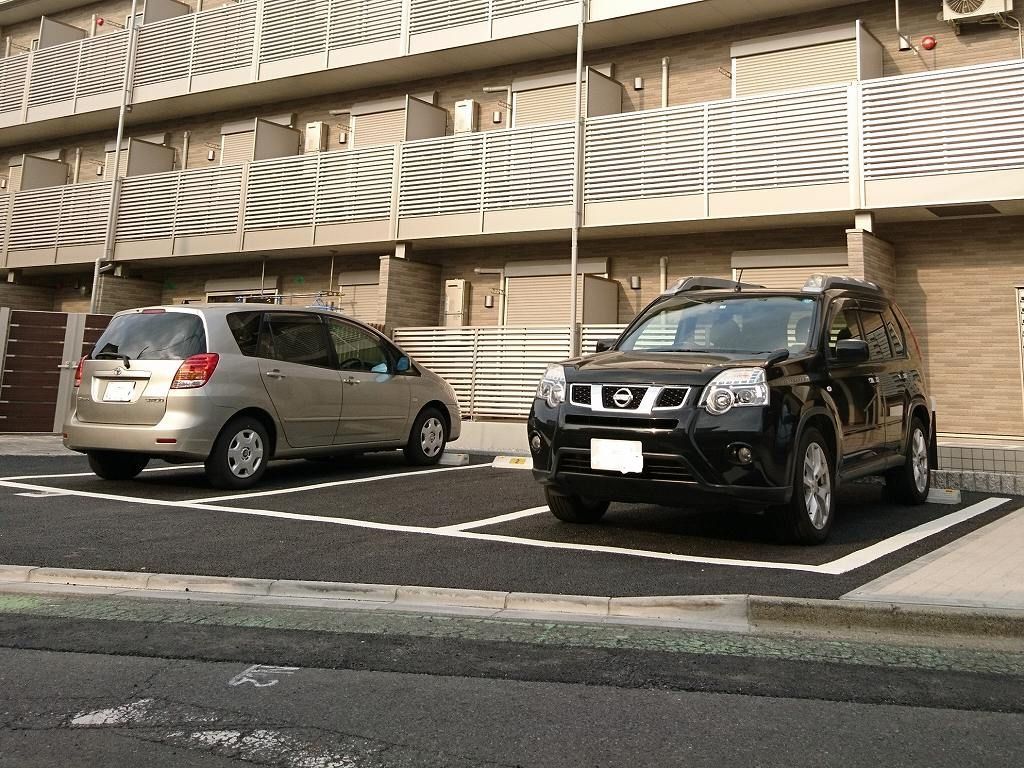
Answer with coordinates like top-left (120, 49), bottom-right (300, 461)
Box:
top-left (922, 35), bottom-right (937, 51)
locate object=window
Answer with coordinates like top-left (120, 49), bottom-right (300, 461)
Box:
top-left (92, 312), bottom-right (206, 362)
top-left (260, 313), bottom-right (331, 368)
top-left (227, 312), bottom-right (262, 357)
top-left (859, 311), bottom-right (893, 361)
top-left (882, 307), bottom-right (907, 358)
top-left (327, 319), bottom-right (390, 373)
top-left (827, 305), bottom-right (863, 358)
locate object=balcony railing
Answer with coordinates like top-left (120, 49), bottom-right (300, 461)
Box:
top-left (3, 60), bottom-right (1024, 267)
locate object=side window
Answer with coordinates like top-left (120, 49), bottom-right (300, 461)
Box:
top-left (327, 319), bottom-right (391, 373)
top-left (827, 303), bottom-right (863, 358)
top-left (261, 313), bottom-right (331, 368)
top-left (882, 307), bottom-right (907, 358)
top-left (226, 311), bottom-right (262, 357)
top-left (859, 311), bottom-right (893, 361)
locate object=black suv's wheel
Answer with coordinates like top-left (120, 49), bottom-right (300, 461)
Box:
top-left (774, 427), bottom-right (835, 544)
top-left (205, 416), bottom-right (269, 490)
top-left (87, 451), bottom-right (149, 481)
top-left (404, 408), bottom-right (447, 466)
top-left (545, 486), bottom-right (610, 524)
top-left (886, 417), bottom-right (931, 505)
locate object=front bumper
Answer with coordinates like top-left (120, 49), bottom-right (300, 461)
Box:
top-left (528, 396), bottom-right (796, 507)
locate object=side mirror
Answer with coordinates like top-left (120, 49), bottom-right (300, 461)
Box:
top-left (395, 356), bottom-right (411, 373)
top-left (594, 339), bottom-right (616, 353)
top-left (834, 339), bottom-right (869, 364)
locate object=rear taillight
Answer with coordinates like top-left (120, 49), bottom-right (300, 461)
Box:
top-left (171, 353), bottom-right (220, 389)
top-left (74, 355), bottom-right (87, 388)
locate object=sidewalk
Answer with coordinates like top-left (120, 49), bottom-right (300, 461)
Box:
top-left (844, 507), bottom-right (1024, 612)
top-left (0, 434), bottom-right (74, 456)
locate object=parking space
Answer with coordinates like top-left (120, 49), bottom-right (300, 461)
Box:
top-left (0, 452), bottom-right (1018, 599)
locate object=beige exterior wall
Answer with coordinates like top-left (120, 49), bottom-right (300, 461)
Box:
top-left (94, 275), bottom-right (162, 313)
top-left (0, 281), bottom-right (55, 310)
top-left (379, 255), bottom-right (443, 331)
top-left (847, 229), bottom-right (896, 297)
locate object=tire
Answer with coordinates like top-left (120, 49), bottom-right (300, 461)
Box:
top-left (545, 486), bottom-right (610, 524)
top-left (773, 427), bottom-right (835, 544)
top-left (205, 416), bottom-right (270, 490)
top-left (886, 417), bottom-right (931, 505)
top-left (404, 408), bottom-right (447, 466)
top-left (87, 451), bottom-right (149, 481)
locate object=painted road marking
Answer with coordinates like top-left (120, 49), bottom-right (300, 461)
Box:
top-left (2, 464), bottom-right (205, 482)
top-left (15, 491), bottom-right (66, 498)
top-left (439, 506), bottom-right (549, 531)
top-left (185, 462), bottom-right (490, 503)
top-left (228, 664), bottom-right (299, 688)
top-left (0, 476), bottom-right (1009, 574)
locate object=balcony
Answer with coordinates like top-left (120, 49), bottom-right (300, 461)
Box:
top-left (0, 0), bottom-right (859, 145)
top-left (2, 59), bottom-right (1023, 270)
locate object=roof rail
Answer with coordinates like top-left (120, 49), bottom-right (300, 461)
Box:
top-left (801, 274), bottom-right (883, 294)
top-left (662, 276), bottom-right (765, 295)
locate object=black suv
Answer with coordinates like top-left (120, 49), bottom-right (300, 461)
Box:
top-left (528, 275), bottom-right (935, 544)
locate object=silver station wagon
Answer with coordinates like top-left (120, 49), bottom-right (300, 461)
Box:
top-left (64, 305), bottom-right (462, 489)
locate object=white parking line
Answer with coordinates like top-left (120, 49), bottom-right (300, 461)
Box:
top-left (1, 464), bottom-right (205, 481)
top-left (185, 463), bottom-right (491, 503)
top-left (0, 476), bottom-right (1010, 574)
top-left (439, 506), bottom-right (549, 531)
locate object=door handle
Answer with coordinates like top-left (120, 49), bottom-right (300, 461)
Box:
top-left (264, 370), bottom-right (286, 380)
top-left (344, 377), bottom-right (360, 386)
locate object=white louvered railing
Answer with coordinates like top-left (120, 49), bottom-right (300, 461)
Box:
top-left (117, 166), bottom-right (243, 241)
top-left (410, 0), bottom-right (490, 34)
top-left (260, 0), bottom-right (328, 63)
top-left (580, 324), bottom-right (626, 354)
top-left (861, 58), bottom-right (1024, 180)
top-left (394, 325), bottom-right (574, 419)
top-left (7, 182), bottom-right (112, 251)
top-left (586, 104), bottom-right (704, 202)
top-left (400, 123), bottom-right (574, 218)
top-left (331, 0), bottom-right (404, 48)
top-left (707, 85), bottom-right (851, 193)
top-left (492, 0), bottom-right (578, 18)
top-left (27, 31), bottom-right (129, 109)
top-left (0, 54), bottom-right (28, 116)
top-left (133, 12), bottom-right (195, 87)
top-left (192, 0), bottom-right (257, 76)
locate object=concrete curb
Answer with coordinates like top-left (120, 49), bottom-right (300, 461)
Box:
top-left (2, 566), bottom-right (1022, 645)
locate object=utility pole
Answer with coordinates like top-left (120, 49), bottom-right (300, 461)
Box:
top-left (568, 0), bottom-right (586, 357)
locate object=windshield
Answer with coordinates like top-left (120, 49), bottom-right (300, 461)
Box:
top-left (92, 312), bottom-right (207, 362)
top-left (619, 295), bottom-right (818, 355)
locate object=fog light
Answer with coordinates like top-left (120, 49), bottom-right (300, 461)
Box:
top-left (736, 446), bottom-right (753, 465)
top-left (530, 433), bottom-right (542, 453)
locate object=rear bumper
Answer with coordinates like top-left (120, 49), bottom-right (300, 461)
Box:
top-left (63, 394), bottom-right (227, 459)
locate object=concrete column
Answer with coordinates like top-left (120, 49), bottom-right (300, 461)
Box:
top-left (847, 228), bottom-right (895, 297)
top-left (378, 253), bottom-right (443, 333)
top-left (0, 282), bottom-right (57, 311)
top-left (95, 276), bottom-right (163, 314)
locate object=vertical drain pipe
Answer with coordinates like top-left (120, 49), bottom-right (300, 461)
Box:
top-left (661, 57), bottom-right (670, 108)
top-left (91, 0), bottom-right (139, 314)
top-left (569, 0), bottom-right (587, 357)
top-left (181, 130), bottom-right (191, 170)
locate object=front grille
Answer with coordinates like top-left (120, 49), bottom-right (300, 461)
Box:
top-left (601, 385), bottom-right (648, 410)
top-left (655, 387), bottom-right (689, 408)
top-left (570, 384), bottom-right (591, 405)
top-left (565, 415), bottom-right (678, 430)
top-left (557, 451), bottom-right (695, 482)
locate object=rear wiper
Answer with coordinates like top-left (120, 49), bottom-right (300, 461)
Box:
top-left (94, 352), bottom-right (131, 369)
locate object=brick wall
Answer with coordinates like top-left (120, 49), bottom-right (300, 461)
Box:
top-left (0, 282), bottom-right (56, 311)
top-left (95, 275), bottom-right (162, 313)
top-left (847, 229), bottom-right (896, 297)
top-left (885, 216), bottom-right (1024, 438)
top-left (379, 255), bottom-right (442, 331)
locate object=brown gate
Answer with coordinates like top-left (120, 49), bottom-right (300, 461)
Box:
top-left (0, 310), bottom-right (111, 433)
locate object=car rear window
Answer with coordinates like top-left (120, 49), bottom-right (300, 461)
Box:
top-left (92, 312), bottom-right (206, 361)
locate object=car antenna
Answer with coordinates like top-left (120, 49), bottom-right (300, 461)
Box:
top-left (735, 269), bottom-right (744, 291)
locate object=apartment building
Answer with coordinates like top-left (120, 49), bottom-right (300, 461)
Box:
top-left (0, 0), bottom-right (1022, 443)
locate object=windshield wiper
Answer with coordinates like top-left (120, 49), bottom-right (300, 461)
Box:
top-left (95, 351), bottom-right (131, 369)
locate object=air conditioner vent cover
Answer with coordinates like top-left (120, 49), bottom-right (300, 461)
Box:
top-left (943, 0), bottom-right (1013, 21)
top-left (948, 0), bottom-right (985, 12)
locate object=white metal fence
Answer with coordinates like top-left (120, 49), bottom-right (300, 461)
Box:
top-left (116, 166), bottom-right (243, 241)
top-left (26, 31), bottom-right (129, 109)
top-left (861, 58), bottom-right (1024, 180)
top-left (399, 122), bottom-right (574, 218)
top-left (7, 182), bottom-right (112, 251)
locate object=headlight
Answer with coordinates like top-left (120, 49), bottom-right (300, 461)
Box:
top-left (536, 364), bottom-right (567, 409)
top-left (699, 368), bottom-right (768, 415)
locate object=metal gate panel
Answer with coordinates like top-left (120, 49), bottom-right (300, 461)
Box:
top-left (0, 311), bottom-right (68, 432)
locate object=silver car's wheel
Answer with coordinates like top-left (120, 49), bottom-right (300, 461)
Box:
top-left (912, 427), bottom-right (929, 494)
top-left (227, 428), bottom-right (264, 478)
top-left (803, 442), bottom-right (832, 531)
top-left (420, 417), bottom-right (445, 459)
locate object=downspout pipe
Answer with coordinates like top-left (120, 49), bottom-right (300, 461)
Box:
top-left (569, 0), bottom-right (586, 357)
top-left (661, 57), bottom-right (670, 108)
top-left (90, 0), bottom-right (139, 314)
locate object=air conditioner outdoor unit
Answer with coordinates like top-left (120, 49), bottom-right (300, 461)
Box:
top-left (942, 0), bottom-right (1013, 21)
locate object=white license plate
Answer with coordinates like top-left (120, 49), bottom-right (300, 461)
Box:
top-left (590, 439), bottom-right (644, 475)
top-left (102, 381), bottom-right (136, 402)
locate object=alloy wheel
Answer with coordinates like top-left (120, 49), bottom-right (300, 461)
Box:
top-left (912, 428), bottom-right (929, 494)
top-left (803, 442), bottom-right (832, 530)
top-left (420, 417), bottom-right (445, 458)
top-left (227, 429), bottom-right (264, 478)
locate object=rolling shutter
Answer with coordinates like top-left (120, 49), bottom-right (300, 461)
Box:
top-left (353, 110), bottom-right (406, 147)
top-left (504, 275), bottom-right (583, 325)
top-left (338, 282), bottom-right (380, 323)
top-left (742, 266), bottom-right (826, 289)
top-left (513, 83), bottom-right (583, 127)
top-left (103, 150), bottom-right (129, 180)
top-left (733, 39), bottom-right (858, 97)
top-left (221, 131), bottom-right (255, 165)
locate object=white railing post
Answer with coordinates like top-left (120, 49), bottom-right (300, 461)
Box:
top-left (19, 53), bottom-right (31, 124)
top-left (252, 0), bottom-right (267, 80)
top-left (469, 327), bottom-right (480, 419)
top-left (847, 81), bottom-right (863, 211)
